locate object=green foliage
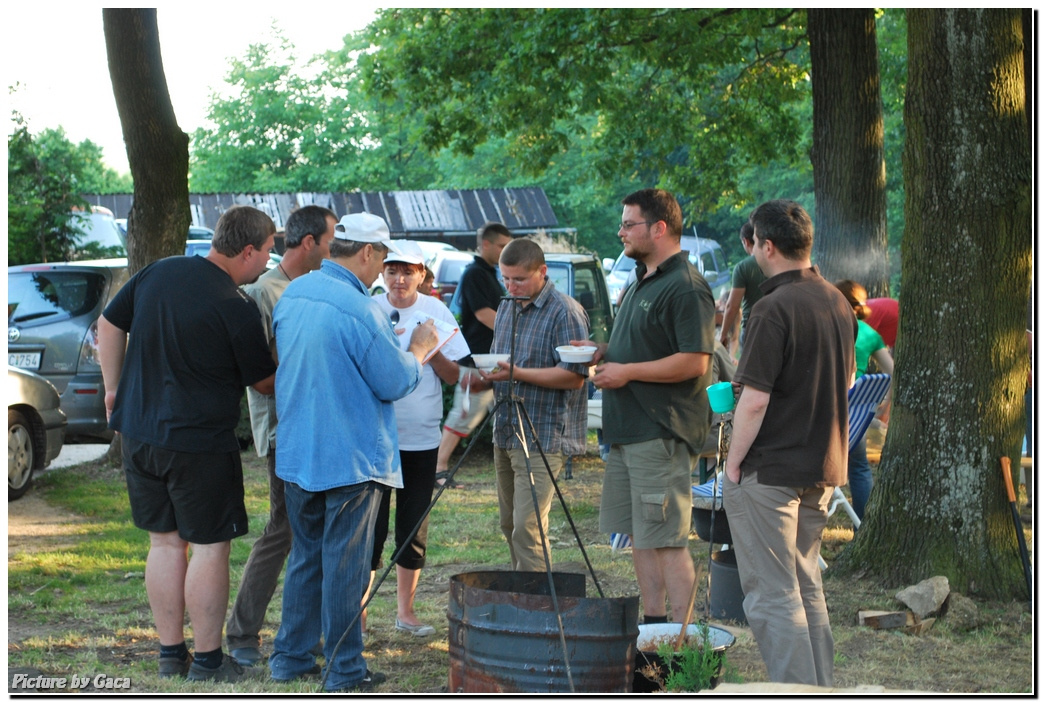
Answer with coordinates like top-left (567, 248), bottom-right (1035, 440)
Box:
top-left (8, 116), bottom-right (88, 265)
top-left (360, 8), bottom-right (812, 220)
top-left (190, 36), bottom-right (331, 192)
top-left (8, 111), bottom-right (132, 266)
top-left (190, 29), bottom-right (444, 193)
top-left (655, 623), bottom-right (727, 692)
top-left (183, 9), bottom-right (909, 271)
top-left (877, 8), bottom-right (908, 293)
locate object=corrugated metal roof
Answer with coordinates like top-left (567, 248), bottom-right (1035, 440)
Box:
top-left (82, 188), bottom-right (558, 238)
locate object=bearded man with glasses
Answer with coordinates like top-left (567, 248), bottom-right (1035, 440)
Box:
top-left (573, 188), bottom-right (715, 626)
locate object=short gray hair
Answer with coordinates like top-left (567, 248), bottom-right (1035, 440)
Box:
top-left (329, 238), bottom-right (388, 259)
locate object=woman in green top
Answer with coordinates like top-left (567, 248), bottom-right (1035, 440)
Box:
top-left (835, 280), bottom-right (895, 523)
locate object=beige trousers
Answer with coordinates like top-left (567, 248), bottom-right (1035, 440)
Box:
top-left (494, 447), bottom-right (563, 572)
top-left (723, 470), bottom-right (835, 686)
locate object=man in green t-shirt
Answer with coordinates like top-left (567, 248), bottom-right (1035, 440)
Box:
top-left (719, 221), bottom-right (767, 358)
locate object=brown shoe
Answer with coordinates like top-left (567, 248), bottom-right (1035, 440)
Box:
top-left (158, 652), bottom-right (193, 679)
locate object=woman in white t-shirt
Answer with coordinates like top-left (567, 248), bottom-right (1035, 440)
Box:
top-left (368, 241), bottom-right (470, 637)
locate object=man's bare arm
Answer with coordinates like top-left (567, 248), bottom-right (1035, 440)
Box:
top-left (474, 307), bottom-right (496, 330)
top-left (97, 315), bottom-right (128, 420)
top-left (724, 385), bottom-right (771, 483)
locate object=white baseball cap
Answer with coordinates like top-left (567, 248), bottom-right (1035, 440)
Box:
top-left (334, 213), bottom-right (401, 254)
top-left (383, 240), bottom-right (425, 266)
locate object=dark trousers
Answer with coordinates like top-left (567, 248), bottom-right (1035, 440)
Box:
top-left (227, 450), bottom-right (291, 649)
top-left (371, 448), bottom-right (437, 572)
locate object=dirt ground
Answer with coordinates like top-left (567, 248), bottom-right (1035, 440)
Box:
top-left (7, 490), bottom-right (89, 553)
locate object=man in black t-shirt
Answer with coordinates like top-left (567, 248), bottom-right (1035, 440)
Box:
top-left (434, 222), bottom-right (512, 487)
top-left (98, 206), bottom-right (278, 683)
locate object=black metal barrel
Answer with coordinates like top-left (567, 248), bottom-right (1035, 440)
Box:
top-left (448, 570), bottom-right (640, 693)
top-left (709, 549), bottom-right (746, 624)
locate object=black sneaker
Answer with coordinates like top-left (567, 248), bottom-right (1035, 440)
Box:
top-left (273, 664), bottom-right (322, 683)
top-left (229, 646), bottom-right (262, 667)
top-left (331, 670), bottom-right (386, 693)
top-left (158, 652), bottom-right (193, 679)
top-left (186, 656), bottom-right (247, 682)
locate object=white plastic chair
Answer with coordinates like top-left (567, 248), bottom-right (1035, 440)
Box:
top-left (820, 373), bottom-right (892, 569)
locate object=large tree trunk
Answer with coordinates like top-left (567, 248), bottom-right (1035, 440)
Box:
top-left (808, 9), bottom-right (890, 295)
top-left (103, 9), bottom-right (190, 275)
top-left (838, 9), bottom-right (1031, 599)
top-left (102, 9), bottom-right (191, 464)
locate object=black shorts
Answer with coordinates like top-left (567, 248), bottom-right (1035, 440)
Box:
top-left (122, 435), bottom-right (249, 545)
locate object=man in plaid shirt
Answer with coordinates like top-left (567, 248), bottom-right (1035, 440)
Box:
top-left (471, 237), bottom-right (589, 571)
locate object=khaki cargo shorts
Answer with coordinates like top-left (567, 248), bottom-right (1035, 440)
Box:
top-left (599, 437), bottom-right (694, 549)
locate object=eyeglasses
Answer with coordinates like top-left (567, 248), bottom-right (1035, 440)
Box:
top-left (619, 220), bottom-right (656, 232)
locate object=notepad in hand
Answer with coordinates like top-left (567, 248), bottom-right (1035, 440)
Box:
top-left (407, 311), bottom-right (459, 364)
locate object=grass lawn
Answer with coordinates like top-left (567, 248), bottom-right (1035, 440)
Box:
top-left (7, 438), bottom-right (1034, 694)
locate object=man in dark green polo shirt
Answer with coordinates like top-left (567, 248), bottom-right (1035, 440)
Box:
top-left (578, 188), bottom-right (715, 624)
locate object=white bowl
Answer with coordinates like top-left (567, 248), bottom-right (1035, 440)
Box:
top-left (555, 345), bottom-right (597, 363)
top-left (472, 354), bottom-right (510, 372)
top-left (637, 623), bottom-right (736, 653)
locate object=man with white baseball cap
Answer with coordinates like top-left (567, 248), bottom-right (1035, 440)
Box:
top-left (269, 211), bottom-right (439, 692)
top-left (334, 212), bottom-right (404, 256)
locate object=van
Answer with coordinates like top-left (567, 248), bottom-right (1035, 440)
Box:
top-left (604, 235), bottom-right (730, 307)
top-left (448, 251), bottom-right (615, 344)
top-left (543, 253), bottom-right (614, 344)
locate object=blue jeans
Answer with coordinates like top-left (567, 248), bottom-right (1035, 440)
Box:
top-left (269, 481), bottom-right (385, 691)
top-left (847, 438), bottom-right (872, 523)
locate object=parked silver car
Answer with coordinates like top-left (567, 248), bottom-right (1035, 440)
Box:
top-left (604, 234), bottom-right (731, 307)
top-left (8, 367), bottom-right (67, 500)
top-left (7, 259), bottom-right (129, 440)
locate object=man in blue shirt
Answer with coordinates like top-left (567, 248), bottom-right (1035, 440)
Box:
top-left (226, 205), bottom-right (337, 667)
top-left (268, 213), bottom-right (438, 693)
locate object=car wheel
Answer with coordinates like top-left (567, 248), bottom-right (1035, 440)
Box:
top-left (8, 409), bottom-right (38, 501)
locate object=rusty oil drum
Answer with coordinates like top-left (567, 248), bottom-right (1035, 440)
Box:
top-left (448, 570), bottom-right (640, 693)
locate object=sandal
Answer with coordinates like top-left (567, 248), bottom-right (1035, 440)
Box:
top-left (435, 471), bottom-right (465, 489)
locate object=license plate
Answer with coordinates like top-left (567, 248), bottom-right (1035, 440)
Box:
top-left (8, 352), bottom-right (41, 370)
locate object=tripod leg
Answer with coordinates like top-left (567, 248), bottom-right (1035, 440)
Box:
top-left (505, 400), bottom-right (575, 692)
top-left (514, 400), bottom-right (606, 598)
top-left (329, 396), bottom-right (511, 683)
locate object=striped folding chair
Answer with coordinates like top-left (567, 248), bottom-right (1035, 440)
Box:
top-left (820, 373), bottom-right (892, 569)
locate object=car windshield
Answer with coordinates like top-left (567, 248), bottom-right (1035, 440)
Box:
top-left (613, 254), bottom-right (636, 273)
top-left (437, 259), bottom-right (470, 285)
top-left (8, 271), bottom-right (107, 323)
top-left (70, 212), bottom-right (126, 255)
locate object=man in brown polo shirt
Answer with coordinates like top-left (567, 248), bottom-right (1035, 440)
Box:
top-left (723, 199), bottom-right (856, 686)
